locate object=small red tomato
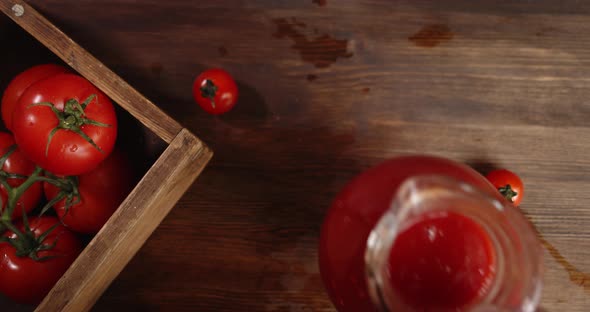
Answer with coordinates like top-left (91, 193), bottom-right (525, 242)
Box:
top-left (44, 149), bottom-right (135, 234)
top-left (1, 64), bottom-right (70, 131)
top-left (0, 216), bottom-right (82, 305)
top-left (485, 169), bottom-right (524, 206)
top-left (192, 68), bottom-right (238, 115)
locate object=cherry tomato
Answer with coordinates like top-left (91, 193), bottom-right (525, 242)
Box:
top-left (0, 132), bottom-right (42, 220)
top-left (0, 216), bottom-right (82, 305)
top-left (12, 73), bottom-right (117, 176)
top-left (485, 169), bottom-right (524, 206)
top-left (1, 64), bottom-right (69, 131)
top-left (192, 68), bottom-right (238, 115)
top-left (44, 149), bottom-right (135, 234)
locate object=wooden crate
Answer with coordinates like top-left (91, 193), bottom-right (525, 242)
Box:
top-left (0, 0), bottom-right (213, 311)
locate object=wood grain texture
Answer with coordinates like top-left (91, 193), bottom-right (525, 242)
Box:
top-left (3, 0), bottom-right (590, 311)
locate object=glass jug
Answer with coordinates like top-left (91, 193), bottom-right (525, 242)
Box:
top-left (319, 155), bottom-right (543, 312)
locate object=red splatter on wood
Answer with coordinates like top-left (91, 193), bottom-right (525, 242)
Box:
top-left (409, 24), bottom-right (454, 47)
top-left (313, 0), bottom-right (327, 7)
top-left (273, 18), bottom-right (353, 68)
top-left (218, 46), bottom-right (228, 57)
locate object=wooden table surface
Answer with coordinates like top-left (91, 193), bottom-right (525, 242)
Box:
top-left (16, 0), bottom-right (590, 311)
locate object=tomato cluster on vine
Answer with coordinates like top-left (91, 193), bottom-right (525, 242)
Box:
top-left (0, 64), bottom-right (134, 305)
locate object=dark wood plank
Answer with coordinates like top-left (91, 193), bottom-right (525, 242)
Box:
top-left (4, 0), bottom-right (590, 310)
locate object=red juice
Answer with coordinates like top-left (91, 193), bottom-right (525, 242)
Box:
top-left (388, 211), bottom-right (496, 310)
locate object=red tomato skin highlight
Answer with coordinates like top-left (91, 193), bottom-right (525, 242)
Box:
top-left (486, 169), bottom-right (524, 206)
top-left (12, 74), bottom-right (117, 176)
top-left (0, 217), bottom-right (82, 305)
top-left (192, 68), bottom-right (238, 115)
top-left (1, 64), bottom-right (69, 130)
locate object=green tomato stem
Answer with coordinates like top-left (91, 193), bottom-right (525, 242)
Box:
top-left (0, 218), bottom-right (24, 240)
top-left (498, 184), bottom-right (518, 203)
top-left (3, 166), bottom-right (43, 219)
top-left (33, 175), bottom-right (70, 189)
top-left (29, 95), bottom-right (110, 156)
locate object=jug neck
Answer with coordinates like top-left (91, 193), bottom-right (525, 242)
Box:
top-left (364, 175), bottom-right (544, 312)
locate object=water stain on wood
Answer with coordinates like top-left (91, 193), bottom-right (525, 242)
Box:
top-left (306, 74), bottom-right (318, 81)
top-left (313, 0), bottom-right (327, 6)
top-left (539, 235), bottom-right (590, 293)
top-left (522, 211), bottom-right (590, 293)
top-left (272, 18), bottom-right (353, 68)
top-left (291, 17), bottom-right (306, 28)
top-left (361, 87), bottom-right (370, 94)
top-left (218, 46), bottom-right (228, 57)
top-left (409, 24), bottom-right (454, 47)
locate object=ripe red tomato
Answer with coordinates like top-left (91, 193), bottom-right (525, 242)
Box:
top-left (192, 68), bottom-right (238, 115)
top-left (1, 64), bottom-right (70, 130)
top-left (12, 73), bottom-right (117, 176)
top-left (0, 132), bottom-right (42, 220)
top-left (0, 216), bottom-right (82, 305)
top-left (44, 149), bottom-right (135, 234)
top-left (485, 169), bottom-right (524, 206)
